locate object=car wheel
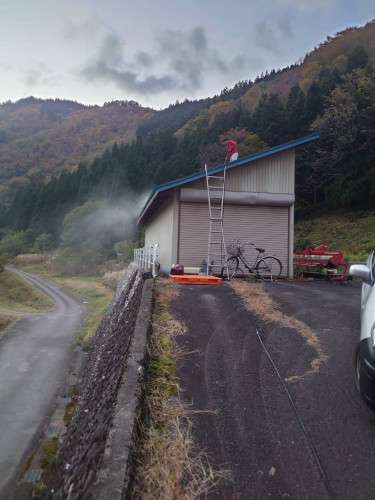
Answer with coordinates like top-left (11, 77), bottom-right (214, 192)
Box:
top-left (354, 344), bottom-right (375, 411)
top-left (355, 346), bottom-right (361, 394)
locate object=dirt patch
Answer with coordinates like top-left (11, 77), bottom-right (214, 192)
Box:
top-left (231, 280), bottom-right (328, 381)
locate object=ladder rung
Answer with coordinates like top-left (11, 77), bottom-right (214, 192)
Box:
top-left (209, 241), bottom-right (223, 244)
top-left (207, 175), bottom-right (224, 180)
top-left (210, 230), bottom-right (222, 233)
top-left (210, 218), bottom-right (223, 221)
top-left (208, 186), bottom-right (224, 190)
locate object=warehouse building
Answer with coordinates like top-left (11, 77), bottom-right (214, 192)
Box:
top-left (138, 132), bottom-right (319, 278)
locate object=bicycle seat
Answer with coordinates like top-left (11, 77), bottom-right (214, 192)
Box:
top-left (256, 247), bottom-right (265, 253)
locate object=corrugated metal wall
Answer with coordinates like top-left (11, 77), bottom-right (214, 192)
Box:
top-left (145, 200), bottom-right (175, 272)
top-left (178, 202), bottom-right (289, 275)
top-left (190, 150), bottom-right (295, 194)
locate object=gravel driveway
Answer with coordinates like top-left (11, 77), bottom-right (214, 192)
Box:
top-left (173, 280), bottom-right (375, 500)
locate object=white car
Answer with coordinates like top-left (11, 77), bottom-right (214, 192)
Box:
top-left (350, 251), bottom-right (375, 410)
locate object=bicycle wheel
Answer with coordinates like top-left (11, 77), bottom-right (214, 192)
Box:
top-left (221, 256), bottom-right (239, 279)
top-left (255, 256), bottom-right (282, 280)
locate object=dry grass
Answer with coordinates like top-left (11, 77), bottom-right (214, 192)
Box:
top-left (231, 280), bottom-right (328, 382)
top-left (13, 261), bottom-right (114, 347)
top-left (14, 253), bottom-right (49, 265)
top-left (132, 279), bottom-right (224, 499)
top-left (51, 276), bottom-right (113, 346)
top-left (101, 270), bottom-right (126, 291)
top-left (0, 270), bottom-right (53, 313)
top-left (0, 269), bottom-right (53, 335)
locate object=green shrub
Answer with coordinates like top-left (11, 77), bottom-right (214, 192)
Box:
top-left (53, 247), bottom-right (103, 276)
top-left (41, 438), bottom-right (58, 468)
top-left (113, 240), bottom-right (138, 264)
top-left (0, 230), bottom-right (32, 257)
top-left (32, 480), bottom-right (47, 500)
top-left (34, 233), bottom-right (55, 252)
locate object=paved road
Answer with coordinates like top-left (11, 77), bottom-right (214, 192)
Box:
top-left (173, 281), bottom-right (375, 500)
top-left (0, 268), bottom-right (84, 497)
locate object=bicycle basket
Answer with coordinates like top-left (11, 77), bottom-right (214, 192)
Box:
top-left (227, 242), bottom-right (242, 256)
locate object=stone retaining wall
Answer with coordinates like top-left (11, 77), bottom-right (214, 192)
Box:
top-left (51, 265), bottom-right (144, 500)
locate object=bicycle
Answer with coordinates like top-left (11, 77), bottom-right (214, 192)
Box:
top-left (221, 240), bottom-right (283, 280)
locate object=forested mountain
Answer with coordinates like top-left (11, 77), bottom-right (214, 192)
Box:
top-left (0, 85), bottom-right (257, 200)
top-left (1, 19), bottom-right (375, 258)
top-left (0, 98), bottom-right (154, 197)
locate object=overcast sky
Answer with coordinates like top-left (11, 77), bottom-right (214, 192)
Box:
top-left (0, 0), bottom-right (374, 109)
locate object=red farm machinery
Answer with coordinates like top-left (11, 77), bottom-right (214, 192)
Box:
top-left (294, 244), bottom-right (349, 282)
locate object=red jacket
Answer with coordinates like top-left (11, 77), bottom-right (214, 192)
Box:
top-left (225, 140), bottom-right (238, 157)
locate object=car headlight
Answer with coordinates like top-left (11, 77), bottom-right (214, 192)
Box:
top-left (371, 323), bottom-right (375, 347)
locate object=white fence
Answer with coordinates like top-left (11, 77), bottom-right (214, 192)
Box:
top-left (133, 243), bottom-right (160, 277)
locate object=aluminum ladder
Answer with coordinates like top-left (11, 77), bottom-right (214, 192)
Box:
top-left (205, 163), bottom-right (229, 279)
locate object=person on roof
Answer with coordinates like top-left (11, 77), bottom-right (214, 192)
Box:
top-left (225, 139), bottom-right (239, 162)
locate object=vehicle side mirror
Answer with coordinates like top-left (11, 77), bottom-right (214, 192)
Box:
top-left (349, 264), bottom-right (372, 284)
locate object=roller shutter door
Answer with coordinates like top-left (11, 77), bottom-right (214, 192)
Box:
top-left (178, 202), bottom-right (289, 275)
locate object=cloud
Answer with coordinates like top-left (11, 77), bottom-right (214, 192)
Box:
top-left (277, 17), bottom-right (294, 39)
top-left (80, 27), bottom-right (246, 96)
top-left (135, 51), bottom-right (154, 68)
top-left (253, 21), bottom-right (282, 54)
top-left (64, 16), bottom-right (104, 41)
top-left (0, 62), bottom-right (12, 71)
top-left (81, 34), bottom-right (177, 94)
top-left (252, 17), bottom-right (294, 54)
top-left (277, 0), bottom-right (334, 10)
top-left (23, 64), bottom-right (56, 87)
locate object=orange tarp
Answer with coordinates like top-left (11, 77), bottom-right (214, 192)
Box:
top-left (169, 274), bottom-right (223, 285)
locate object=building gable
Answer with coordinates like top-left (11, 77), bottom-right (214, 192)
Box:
top-left (188, 149), bottom-right (294, 194)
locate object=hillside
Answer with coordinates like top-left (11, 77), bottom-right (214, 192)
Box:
top-left (295, 211), bottom-right (375, 261)
top-left (177, 20), bottom-right (375, 136)
top-left (0, 98), bottom-right (154, 197)
top-left (241, 20), bottom-right (375, 110)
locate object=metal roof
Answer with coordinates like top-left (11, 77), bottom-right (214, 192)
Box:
top-left (138, 131), bottom-right (319, 224)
